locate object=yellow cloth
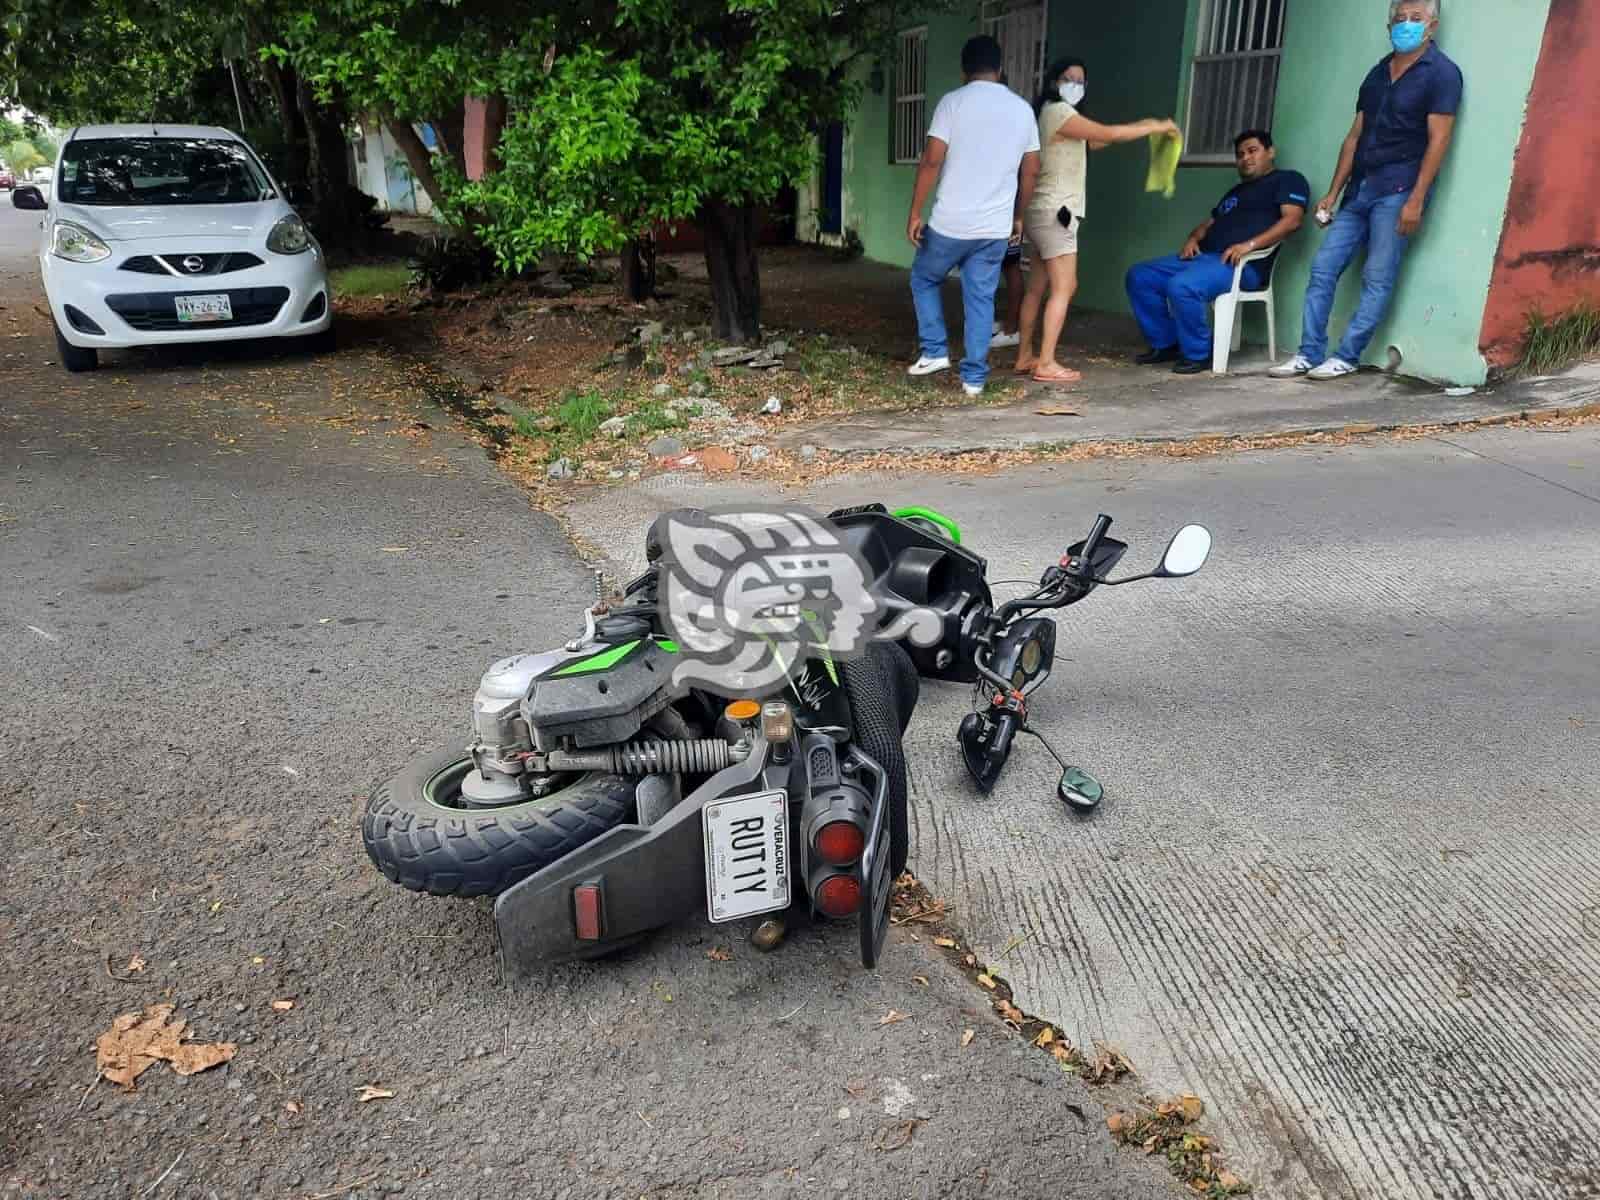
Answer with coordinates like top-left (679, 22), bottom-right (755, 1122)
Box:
top-left (1145, 131), bottom-right (1183, 199)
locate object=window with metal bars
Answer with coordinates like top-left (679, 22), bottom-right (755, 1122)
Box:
top-left (892, 27), bottom-right (928, 165)
top-left (1185, 0), bottom-right (1288, 162)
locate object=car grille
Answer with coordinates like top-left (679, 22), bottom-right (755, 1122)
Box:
top-left (105, 288), bottom-right (291, 332)
top-left (119, 252), bottom-right (266, 277)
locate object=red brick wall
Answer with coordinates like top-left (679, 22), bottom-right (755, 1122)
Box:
top-left (1480, 0), bottom-right (1600, 367)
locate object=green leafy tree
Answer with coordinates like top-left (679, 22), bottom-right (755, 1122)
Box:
top-left (7, 138), bottom-right (44, 174)
top-left (280, 0), bottom-right (922, 341)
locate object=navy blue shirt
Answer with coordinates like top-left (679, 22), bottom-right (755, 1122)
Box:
top-left (1350, 42), bottom-right (1464, 199)
top-left (1201, 169), bottom-right (1310, 279)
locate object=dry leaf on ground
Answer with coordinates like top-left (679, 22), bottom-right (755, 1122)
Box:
top-left (960, 1029), bottom-right (975, 1047)
top-left (878, 1009), bottom-right (909, 1026)
top-left (285, 1100), bottom-right (303, 1115)
top-left (271, 999), bottom-right (296, 1012)
top-left (1036, 405), bottom-right (1081, 416)
top-left (125, 955), bottom-right (146, 974)
top-left (1218, 1169), bottom-right (1243, 1190)
top-left (356, 1085), bottom-right (395, 1103)
top-left (1048, 1041), bottom-right (1077, 1064)
top-left (995, 1000), bottom-right (1026, 1026)
top-left (1181, 1094), bottom-right (1204, 1122)
top-left (95, 1004), bottom-right (237, 1090)
top-left (1033, 1026), bottom-right (1055, 1048)
top-left (933, 936), bottom-right (957, 948)
top-left (706, 946), bottom-right (733, 962)
top-left (1107, 1112), bottom-right (1127, 1135)
top-left (913, 975), bottom-right (929, 986)
top-left (975, 973), bottom-right (997, 989)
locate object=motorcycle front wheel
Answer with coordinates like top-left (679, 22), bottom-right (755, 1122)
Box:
top-left (363, 746), bottom-right (637, 898)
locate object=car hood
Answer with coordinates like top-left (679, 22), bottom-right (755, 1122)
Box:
top-left (55, 201), bottom-right (290, 242)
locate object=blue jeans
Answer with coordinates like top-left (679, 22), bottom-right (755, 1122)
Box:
top-left (909, 227), bottom-right (1008, 387)
top-left (1125, 253), bottom-right (1267, 363)
top-left (1299, 183), bottom-right (1413, 365)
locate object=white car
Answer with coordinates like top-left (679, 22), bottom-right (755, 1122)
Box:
top-left (11, 124), bottom-right (332, 372)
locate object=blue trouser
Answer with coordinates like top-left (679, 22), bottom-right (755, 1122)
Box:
top-left (909, 227), bottom-right (1008, 387)
top-left (1125, 253), bottom-right (1267, 363)
top-left (1299, 182), bottom-right (1413, 365)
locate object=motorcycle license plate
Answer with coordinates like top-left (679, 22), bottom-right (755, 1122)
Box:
top-left (703, 789), bottom-right (790, 923)
top-left (175, 294), bottom-right (232, 323)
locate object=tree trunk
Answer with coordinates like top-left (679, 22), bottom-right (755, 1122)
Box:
top-left (620, 235), bottom-right (656, 302)
top-left (259, 58), bottom-right (307, 183)
top-left (296, 77), bottom-right (359, 252)
top-left (432, 99), bottom-right (470, 180)
top-left (699, 199), bottom-right (761, 343)
top-left (385, 116), bottom-right (447, 212)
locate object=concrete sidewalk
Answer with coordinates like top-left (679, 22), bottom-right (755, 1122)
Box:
top-left (774, 350), bottom-right (1600, 456)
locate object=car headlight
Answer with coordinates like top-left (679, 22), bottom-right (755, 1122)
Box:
top-left (266, 214), bottom-right (311, 255)
top-left (50, 221), bottom-right (111, 263)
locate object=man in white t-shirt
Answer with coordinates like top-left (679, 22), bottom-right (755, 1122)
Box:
top-left (905, 35), bottom-right (1041, 395)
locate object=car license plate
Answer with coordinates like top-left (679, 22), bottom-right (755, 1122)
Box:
top-left (703, 789), bottom-right (790, 923)
top-left (175, 294), bottom-right (232, 323)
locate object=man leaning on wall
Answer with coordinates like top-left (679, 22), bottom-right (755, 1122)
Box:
top-left (1272, 0), bottom-right (1463, 382)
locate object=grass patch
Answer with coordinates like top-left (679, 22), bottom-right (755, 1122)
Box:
top-left (1519, 304), bottom-right (1600, 376)
top-left (623, 402), bottom-right (685, 438)
top-left (555, 389), bottom-right (612, 439)
top-left (331, 262), bottom-right (413, 299)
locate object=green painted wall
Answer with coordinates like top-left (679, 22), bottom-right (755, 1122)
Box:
top-left (843, 0), bottom-right (1551, 385)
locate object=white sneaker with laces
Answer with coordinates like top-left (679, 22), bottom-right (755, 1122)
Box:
top-left (1307, 357), bottom-right (1358, 381)
top-left (990, 330), bottom-right (1021, 349)
top-left (1269, 354), bottom-right (1316, 378)
top-left (963, 382), bottom-right (984, 398)
top-left (908, 355), bottom-right (951, 377)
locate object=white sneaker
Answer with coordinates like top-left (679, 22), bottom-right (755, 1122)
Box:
top-left (989, 330), bottom-right (1021, 349)
top-left (1269, 354), bottom-right (1316, 378)
top-left (908, 355), bottom-right (951, 377)
top-left (1307, 357), bottom-right (1359, 381)
top-left (963, 382), bottom-right (984, 398)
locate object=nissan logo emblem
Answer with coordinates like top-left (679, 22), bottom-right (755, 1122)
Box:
top-left (181, 256), bottom-right (206, 274)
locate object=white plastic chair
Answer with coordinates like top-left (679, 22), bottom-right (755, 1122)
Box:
top-left (1211, 247), bottom-right (1277, 375)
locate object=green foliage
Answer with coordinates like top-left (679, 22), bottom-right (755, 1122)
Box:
top-left (554, 389), bottom-right (611, 440)
top-left (6, 138), bottom-right (43, 173)
top-left (1520, 305), bottom-right (1600, 377)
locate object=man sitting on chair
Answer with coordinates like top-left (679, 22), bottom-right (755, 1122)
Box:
top-left (1125, 130), bottom-right (1309, 374)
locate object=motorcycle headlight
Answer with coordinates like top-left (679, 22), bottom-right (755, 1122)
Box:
top-left (50, 221), bottom-right (111, 264)
top-left (266, 214), bottom-right (311, 255)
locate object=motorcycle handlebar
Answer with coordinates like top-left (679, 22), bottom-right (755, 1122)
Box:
top-left (1073, 514), bottom-right (1113, 574)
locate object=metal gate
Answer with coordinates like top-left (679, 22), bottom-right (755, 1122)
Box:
top-left (981, 1), bottom-right (1048, 100)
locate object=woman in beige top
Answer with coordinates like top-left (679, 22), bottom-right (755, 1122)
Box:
top-left (1017, 60), bottom-right (1180, 383)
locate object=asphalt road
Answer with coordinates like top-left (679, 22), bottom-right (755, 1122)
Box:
top-left (0, 204), bottom-right (1181, 1199)
top-left (570, 426), bottom-right (1600, 1200)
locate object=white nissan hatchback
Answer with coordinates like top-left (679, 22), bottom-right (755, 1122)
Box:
top-left (12, 124), bottom-right (333, 372)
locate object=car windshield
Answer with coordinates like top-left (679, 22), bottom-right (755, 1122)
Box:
top-left (58, 137), bottom-right (275, 206)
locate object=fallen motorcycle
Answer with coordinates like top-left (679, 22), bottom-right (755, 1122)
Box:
top-left (362, 504), bottom-right (1212, 970)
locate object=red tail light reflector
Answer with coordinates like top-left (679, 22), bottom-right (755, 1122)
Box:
top-left (573, 883), bottom-right (603, 940)
top-left (814, 873), bottom-right (862, 918)
top-left (813, 820), bottom-right (866, 866)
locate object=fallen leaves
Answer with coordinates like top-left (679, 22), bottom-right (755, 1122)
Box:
top-left (125, 955), bottom-right (146, 974)
top-left (975, 972), bottom-right (997, 990)
top-left (95, 1004), bottom-right (237, 1090)
top-left (933, 936), bottom-right (958, 949)
top-left (271, 999), bottom-right (296, 1012)
top-left (356, 1085), bottom-right (395, 1103)
top-left (1032, 1026), bottom-right (1056, 1049)
top-left (1106, 1093), bottom-right (1245, 1195)
top-left (1035, 405), bottom-right (1082, 416)
top-left (912, 975), bottom-right (929, 987)
top-left (960, 1029), bottom-right (975, 1048)
top-left (994, 1000), bottom-right (1025, 1027)
top-left (285, 1100), bottom-right (303, 1115)
top-left (878, 1009), bottom-right (909, 1027)
top-left (706, 946), bottom-right (733, 962)
top-left (1084, 1045), bottom-right (1134, 1084)
top-left (872, 1118), bottom-right (926, 1152)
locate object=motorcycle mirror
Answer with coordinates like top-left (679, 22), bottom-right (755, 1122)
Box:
top-left (1154, 524), bottom-right (1212, 578)
top-left (959, 711), bottom-right (1016, 793)
top-left (1058, 766), bottom-right (1104, 814)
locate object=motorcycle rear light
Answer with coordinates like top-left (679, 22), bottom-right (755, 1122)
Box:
top-left (573, 883), bottom-right (603, 940)
top-left (760, 700), bottom-right (793, 744)
top-left (814, 873), bottom-right (862, 918)
top-left (813, 820), bottom-right (865, 866)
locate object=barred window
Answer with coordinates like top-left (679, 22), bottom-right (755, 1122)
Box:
top-left (981, 1), bottom-right (1048, 101)
top-left (892, 27), bottom-right (928, 165)
top-left (1185, 0), bottom-right (1288, 161)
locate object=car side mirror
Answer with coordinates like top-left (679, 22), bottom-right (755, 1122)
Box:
top-left (1058, 766), bottom-right (1103, 814)
top-left (12, 185), bottom-right (47, 211)
top-left (1155, 524), bottom-right (1211, 578)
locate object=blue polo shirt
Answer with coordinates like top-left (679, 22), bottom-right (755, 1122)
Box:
top-left (1350, 42), bottom-right (1464, 200)
top-left (1200, 169), bottom-right (1310, 281)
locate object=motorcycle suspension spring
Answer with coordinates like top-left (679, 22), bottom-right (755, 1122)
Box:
top-left (549, 739), bottom-right (749, 776)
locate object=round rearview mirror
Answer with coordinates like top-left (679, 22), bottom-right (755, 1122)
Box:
top-left (1158, 524), bottom-right (1211, 578)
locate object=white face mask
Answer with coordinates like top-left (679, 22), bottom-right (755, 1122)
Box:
top-left (1060, 81), bottom-right (1086, 106)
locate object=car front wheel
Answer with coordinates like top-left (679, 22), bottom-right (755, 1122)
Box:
top-left (54, 324), bottom-right (98, 373)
